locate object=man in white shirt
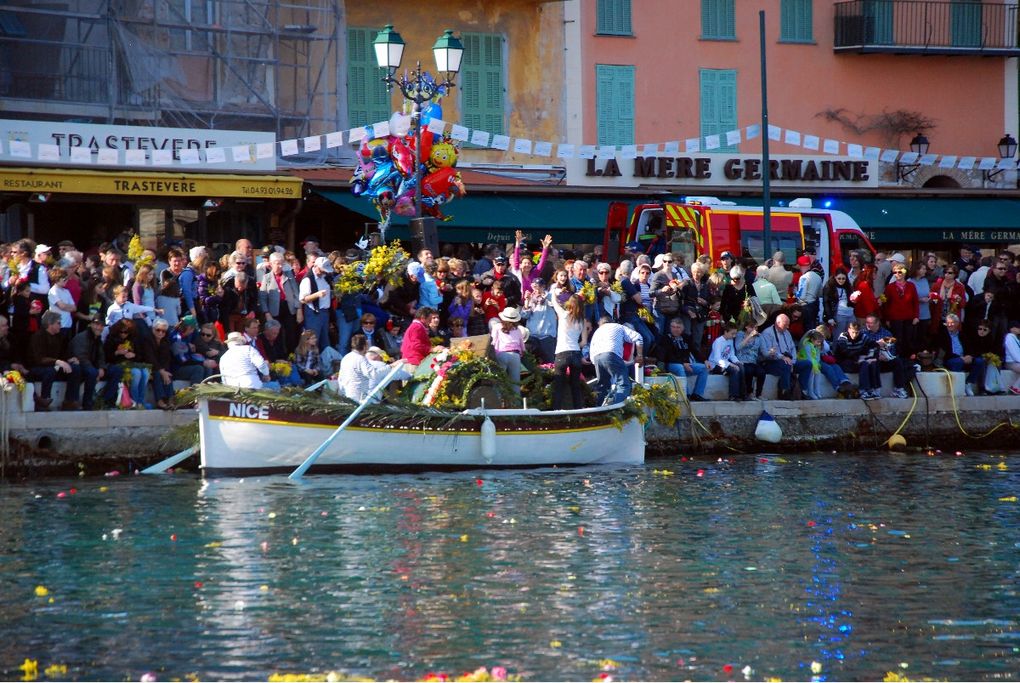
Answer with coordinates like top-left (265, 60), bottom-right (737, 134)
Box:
top-left (299, 256), bottom-right (334, 351)
top-left (219, 331), bottom-right (278, 390)
top-left (589, 316), bottom-right (643, 405)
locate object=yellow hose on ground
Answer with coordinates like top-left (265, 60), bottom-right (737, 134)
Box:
top-left (931, 368), bottom-right (1018, 439)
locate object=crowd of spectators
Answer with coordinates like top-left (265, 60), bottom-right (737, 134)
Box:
top-left (1, 230), bottom-right (1018, 411)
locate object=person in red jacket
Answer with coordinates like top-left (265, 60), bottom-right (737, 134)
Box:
top-left (882, 262), bottom-right (920, 358)
top-left (400, 307), bottom-right (444, 369)
top-left (850, 263), bottom-right (881, 324)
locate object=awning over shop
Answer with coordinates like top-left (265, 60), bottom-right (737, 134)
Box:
top-left (828, 197), bottom-right (1020, 244)
top-left (315, 189), bottom-right (621, 244)
top-left (1, 166), bottom-right (302, 199)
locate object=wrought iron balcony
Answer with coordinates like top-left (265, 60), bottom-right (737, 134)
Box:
top-left (834, 1), bottom-right (1020, 56)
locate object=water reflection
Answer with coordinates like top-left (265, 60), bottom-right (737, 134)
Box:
top-left (1, 453), bottom-right (1019, 681)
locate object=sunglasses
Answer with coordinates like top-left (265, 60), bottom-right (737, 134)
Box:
top-left (362, 321), bottom-right (376, 326)
top-left (201, 332), bottom-right (214, 338)
top-left (995, 267), bottom-right (1007, 271)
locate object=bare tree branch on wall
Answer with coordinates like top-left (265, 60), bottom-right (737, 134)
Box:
top-left (816, 108), bottom-right (937, 147)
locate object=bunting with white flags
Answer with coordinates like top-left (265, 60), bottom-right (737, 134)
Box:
top-left (302, 136), bottom-right (321, 153)
top-left (1, 115), bottom-right (1014, 178)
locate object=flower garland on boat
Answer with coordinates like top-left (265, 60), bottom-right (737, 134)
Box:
top-left (417, 342), bottom-right (518, 409)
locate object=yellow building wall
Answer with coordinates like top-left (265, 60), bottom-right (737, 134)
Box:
top-left (347, 0), bottom-right (565, 164)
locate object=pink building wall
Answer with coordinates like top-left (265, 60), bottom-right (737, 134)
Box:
top-left (581, 1), bottom-right (1013, 160)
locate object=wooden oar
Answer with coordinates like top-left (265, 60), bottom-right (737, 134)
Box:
top-left (288, 363), bottom-right (406, 480)
top-left (141, 446), bottom-right (198, 474)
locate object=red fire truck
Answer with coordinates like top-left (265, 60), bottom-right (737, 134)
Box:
top-left (602, 197), bottom-right (876, 279)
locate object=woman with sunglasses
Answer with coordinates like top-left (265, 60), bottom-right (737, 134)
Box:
top-left (928, 265), bottom-right (967, 336)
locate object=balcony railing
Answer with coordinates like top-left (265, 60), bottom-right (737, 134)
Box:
top-left (834, 0), bottom-right (1020, 56)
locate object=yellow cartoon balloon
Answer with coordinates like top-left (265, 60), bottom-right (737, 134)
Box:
top-left (429, 141), bottom-right (458, 170)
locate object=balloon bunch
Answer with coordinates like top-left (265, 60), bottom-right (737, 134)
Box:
top-left (351, 103), bottom-right (467, 230)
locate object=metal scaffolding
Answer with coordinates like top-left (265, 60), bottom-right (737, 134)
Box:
top-left (0, 0), bottom-right (341, 139)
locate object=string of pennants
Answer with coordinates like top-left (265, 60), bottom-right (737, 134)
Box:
top-left (2, 117), bottom-right (1016, 173)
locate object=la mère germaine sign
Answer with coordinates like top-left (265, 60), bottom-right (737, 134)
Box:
top-left (566, 154), bottom-right (878, 189)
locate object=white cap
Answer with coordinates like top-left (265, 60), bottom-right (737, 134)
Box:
top-left (890, 253), bottom-right (906, 263)
top-left (225, 332), bottom-right (247, 346)
top-left (314, 256), bottom-right (334, 273)
top-left (189, 246), bottom-right (207, 262)
top-left (34, 244), bottom-right (52, 256)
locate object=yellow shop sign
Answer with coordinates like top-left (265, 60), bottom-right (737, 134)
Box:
top-left (0, 167), bottom-right (302, 198)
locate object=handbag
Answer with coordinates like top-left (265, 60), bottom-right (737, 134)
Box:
top-left (984, 364), bottom-right (1003, 394)
top-left (748, 296), bottom-right (767, 326)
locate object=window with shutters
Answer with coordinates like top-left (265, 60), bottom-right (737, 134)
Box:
top-left (701, 0), bottom-right (735, 40)
top-left (596, 64), bottom-right (635, 146)
top-left (460, 32), bottom-right (505, 139)
top-left (699, 68), bottom-right (738, 152)
top-left (347, 28), bottom-right (391, 127)
top-left (596, 0), bottom-right (632, 36)
top-left (780, 0), bottom-right (813, 43)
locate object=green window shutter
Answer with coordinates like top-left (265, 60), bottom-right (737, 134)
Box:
top-left (700, 68), bottom-right (737, 152)
top-left (951, 0), bottom-right (982, 48)
top-left (597, 0), bottom-right (632, 36)
top-left (461, 32), bottom-right (505, 137)
top-left (701, 0), bottom-right (735, 40)
top-left (780, 0), bottom-right (813, 42)
top-left (596, 64), bottom-right (634, 146)
top-left (347, 28), bottom-right (391, 127)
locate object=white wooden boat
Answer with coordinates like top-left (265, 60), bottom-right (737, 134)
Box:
top-left (197, 396), bottom-right (645, 475)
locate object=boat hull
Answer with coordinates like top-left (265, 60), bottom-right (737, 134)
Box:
top-left (198, 398), bottom-right (645, 475)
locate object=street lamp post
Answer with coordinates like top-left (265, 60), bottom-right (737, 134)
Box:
top-left (983, 133), bottom-right (1017, 183)
top-left (372, 25), bottom-right (464, 221)
top-left (896, 133), bottom-right (930, 182)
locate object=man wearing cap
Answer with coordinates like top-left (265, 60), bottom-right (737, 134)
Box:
top-left (299, 256), bottom-right (333, 349)
top-left (718, 252), bottom-right (735, 283)
top-left (259, 251), bottom-right (301, 352)
top-left (794, 255), bottom-right (822, 327)
top-left (480, 255), bottom-right (522, 308)
top-left (219, 331), bottom-right (277, 390)
top-left (301, 236), bottom-right (321, 258)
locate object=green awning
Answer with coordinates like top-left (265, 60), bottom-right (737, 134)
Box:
top-left (829, 197), bottom-right (1020, 244)
top-left (315, 190), bottom-right (624, 244)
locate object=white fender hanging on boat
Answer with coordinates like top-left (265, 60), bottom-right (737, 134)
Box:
top-left (481, 415), bottom-right (497, 464)
top-left (754, 410), bottom-right (783, 444)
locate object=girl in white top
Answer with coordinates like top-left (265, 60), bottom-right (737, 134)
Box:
top-left (46, 266), bottom-right (76, 334)
top-left (550, 293), bottom-right (588, 410)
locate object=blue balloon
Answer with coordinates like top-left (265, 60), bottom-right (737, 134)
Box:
top-left (420, 101), bottom-right (443, 127)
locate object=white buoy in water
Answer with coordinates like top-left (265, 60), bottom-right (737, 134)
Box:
top-left (754, 410), bottom-right (782, 443)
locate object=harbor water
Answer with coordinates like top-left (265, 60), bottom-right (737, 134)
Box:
top-left (2, 451), bottom-right (1019, 681)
